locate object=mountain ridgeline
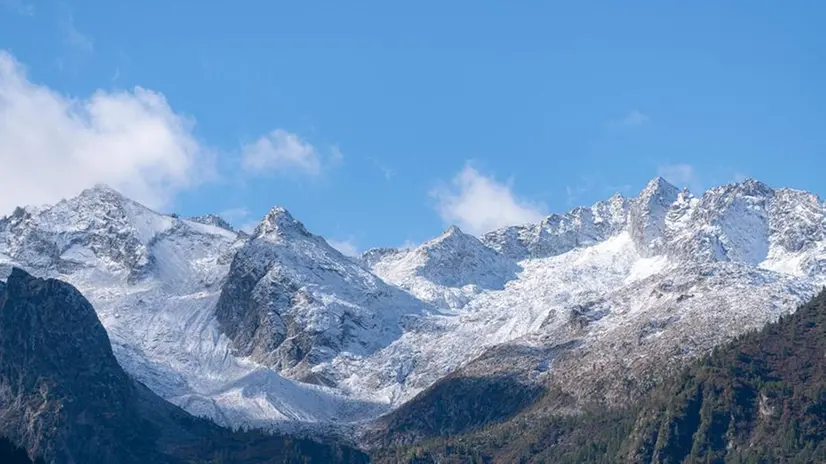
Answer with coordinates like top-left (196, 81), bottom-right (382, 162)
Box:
top-left (2, 177), bottom-right (826, 460)
top-left (373, 289), bottom-right (826, 463)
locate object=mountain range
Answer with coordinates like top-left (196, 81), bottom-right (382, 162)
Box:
top-left (1, 176), bottom-right (825, 456)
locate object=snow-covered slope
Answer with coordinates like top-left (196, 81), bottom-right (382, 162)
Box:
top-left (1, 176), bottom-right (825, 436)
top-left (365, 226), bottom-right (519, 309)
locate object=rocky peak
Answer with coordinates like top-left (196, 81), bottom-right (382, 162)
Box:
top-left (0, 188), bottom-right (172, 277)
top-left (252, 206), bottom-right (310, 239)
top-left (426, 225), bottom-right (474, 247)
top-left (80, 183), bottom-right (127, 200)
top-left (736, 178), bottom-right (774, 196)
top-left (214, 207), bottom-right (424, 383)
top-left (640, 176), bottom-right (679, 199)
top-left (371, 224), bottom-right (520, 292)
top-left (629, 177), bottom-right (680, 256)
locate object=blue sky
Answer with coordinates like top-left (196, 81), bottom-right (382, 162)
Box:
top-left (1, 1), bottom-right (825, 253)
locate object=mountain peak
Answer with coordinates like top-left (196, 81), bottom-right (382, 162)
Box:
top-left (420, 225), bottom-right (482, 252)
top-left (629, 177), bottom-right (680, 256)
top-left (435, 225), bottom-right (467, 241)
top-left (734, 178), bottom-right (774, 196)
top-left (445, 225), bottom-right (462, 235)
top-left (66, 184), bottom-right (147, 217)
top-left (641, 176), bottom-right (678, 197)
top-left (252, 206), bottom-right (309, 238)
top-left (78, 183), bottom-right (127, 202)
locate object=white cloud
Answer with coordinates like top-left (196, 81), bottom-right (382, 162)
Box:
top-left (328, 239), bottom-right (359, 257)
top-left (242, 129), bottom-right (326, 175)
top-left (431, 163), bottom-right (546, 235)
top-left (0, 51), bottom-right (210, 214)
top-left (658, 163), bottom-right (702, 192)
top-left (615, 110), bottom-right (650, 127)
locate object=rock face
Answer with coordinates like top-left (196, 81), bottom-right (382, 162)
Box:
top-left (213, 206), bottom-right (424, 384)
top-left (628, 177), bottom-right (681, 257)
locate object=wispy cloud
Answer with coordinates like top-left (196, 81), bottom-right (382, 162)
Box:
top-left (241, 129), bottom-right (341, 176)
top-left (399, 239), bottom-right (419, 250)
top-left (328, 238), bottom-right (359, 257)
top-left (613, 110), bottom-right (650, 128)
top-left (0, 51), bottom-right (211, 214)
top-left (431, 163), bottom-right (546, 235)
top-left (658, 163), bottom-right (703, 193)
top-left (0, 0), bottom-right (33, 15)
top-left (371, 159), bottom-right (395, 181)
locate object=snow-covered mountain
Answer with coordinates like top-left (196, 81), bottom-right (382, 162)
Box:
top-left (1, 177), bottom-right (825, 438)
top-left (214, 206), bottom-right (424, 385)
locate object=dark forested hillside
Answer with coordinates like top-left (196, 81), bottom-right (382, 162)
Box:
top-left (374, 290), bottom-right (826, 463)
